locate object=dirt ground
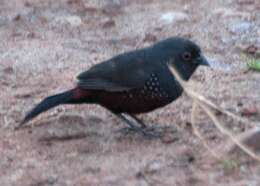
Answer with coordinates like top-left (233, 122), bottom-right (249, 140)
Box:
top-left (0, 0), bottom-right (260, 185)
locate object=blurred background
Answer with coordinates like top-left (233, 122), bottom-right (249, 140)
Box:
top-left (0, 0), bottom-right (259, 185)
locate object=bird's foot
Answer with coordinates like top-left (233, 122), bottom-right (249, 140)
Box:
top-left (118, 125), bottom-right (163, 138)
top-left (113, 113), bottom-right (162, 138)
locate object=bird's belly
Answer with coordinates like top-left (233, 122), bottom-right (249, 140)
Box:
top-left (95, 89), bottom-right (177, 114)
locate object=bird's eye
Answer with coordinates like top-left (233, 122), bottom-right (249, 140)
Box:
top-left (182, 52), bottom-right (192, 61)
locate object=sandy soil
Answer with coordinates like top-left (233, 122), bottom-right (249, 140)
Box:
top-left (0, 0), bottom-right (260, 185)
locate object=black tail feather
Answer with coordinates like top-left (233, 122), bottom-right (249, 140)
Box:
top-left (20, 89), bottom-right (74, 126)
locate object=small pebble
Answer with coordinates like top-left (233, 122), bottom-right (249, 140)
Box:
top-left (160, 12), bottom-right (189, 24)
top-left (102, 19), bottom-right (116, 28)
top-left (144, 160), bottom-right (163, 174)
top-left (241, 106), bottom-right (258, 117)
top-left (228, 21), bottom-right (253, 34)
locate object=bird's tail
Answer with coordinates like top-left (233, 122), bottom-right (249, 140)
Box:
top-left (21, 89), bottom-right (76, 126)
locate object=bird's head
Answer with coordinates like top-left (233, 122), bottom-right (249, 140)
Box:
top-left (155, 37), bottom-right (210, 80)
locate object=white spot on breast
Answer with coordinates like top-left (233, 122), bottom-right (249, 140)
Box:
top-left (140, 73), bottom-right (169, 99)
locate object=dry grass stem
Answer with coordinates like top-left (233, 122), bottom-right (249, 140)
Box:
top-left (199, 102), bottom-right (260, 161)
top-left (191, 101), bottom-right (221, 160)
top-left (168, 65), bottom-right (260, 162)
top-left (169, 66), bottom-right (257, 126)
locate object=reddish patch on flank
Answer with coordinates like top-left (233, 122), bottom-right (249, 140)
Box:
top-left (73, 87), bottom-right (90, 99)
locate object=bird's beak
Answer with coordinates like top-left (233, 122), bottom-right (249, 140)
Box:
top-left (197, 55), bottom-right (210, 66)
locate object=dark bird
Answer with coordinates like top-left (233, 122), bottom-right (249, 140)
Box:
top-left (20, 37), bottom-right (209, 136)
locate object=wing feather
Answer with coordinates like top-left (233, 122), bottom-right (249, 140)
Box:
top-left (77, 49), bottom-right (152, 92)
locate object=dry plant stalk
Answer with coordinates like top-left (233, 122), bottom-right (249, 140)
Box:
top-left (191, 101), bottom-right (221, 160)
top-left (199, 103), bottom-right (260, 161)
top-left (168, 65), bottom-right (260, 162)
top-left (169, 66), bottom-right (258, 126)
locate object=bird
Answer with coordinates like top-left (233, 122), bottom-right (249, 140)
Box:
top-left (19, 37), bottom-right (209, 137)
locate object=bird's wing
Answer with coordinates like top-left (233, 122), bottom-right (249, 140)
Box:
top-left (77, 50), bottom-right (152, 92)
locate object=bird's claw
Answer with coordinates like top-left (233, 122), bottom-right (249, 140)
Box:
top-left (118, 126), bottom-right (163, 139)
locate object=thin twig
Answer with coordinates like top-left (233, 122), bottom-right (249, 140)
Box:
top-left (168, 65), bottom-right (258, 126)
top-left (191, 101), bottom-right (221, 160)
top-left (199, 102), bottom-right (260, 162)
top-left (168, 64), bottom-right (260, 162)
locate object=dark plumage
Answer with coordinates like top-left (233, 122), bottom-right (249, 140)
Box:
top-left (20, 37), bottom-right (209, 136)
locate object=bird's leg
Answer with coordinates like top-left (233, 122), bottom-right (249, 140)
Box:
top-left (114, 113), bottom-right (141, 130)
top-left (124, 114), bottom-right (147, 128)
top-left (112, 113), bottom-right (161, 138)
top-left (123, 113), bottom-right (164, 138)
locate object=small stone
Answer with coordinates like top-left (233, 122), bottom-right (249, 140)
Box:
top-left (241, 106), bottom-right (258, 117)
top-left (102, 19), bottom-right (115, 28)
top-left (205, 58), bottom-right (232, 72)
top-left (135, 171), bottom-right (144, 179)
top-left (246, 45), bottom-right (258, 55)
top-left (184, 122), bottom-right (193, 133)
top-left (53, 15), bottom-right (83, 27)
top-left (14, 92), bottom-right (32, 99)
top-left (160, 12), bottom-right (189, 24)
top-left (13, 14), bottom-right (22, 21)
top-left (237, 44), bottom-right (260, 57)
top-left (214, 110), bottom-right (222, 116)
top-left (237, 102), bottom-right (243, 107)
top-left (240, 165), bottom-right (247, 173)
top-left (187, 155), bottom-right (195, 163)
top-left (66, 16), bottom-right (82, 27)
top-left (228, 21), bottom-right (253, 34)
top-left (144, 160), bottom-right (163, 174)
